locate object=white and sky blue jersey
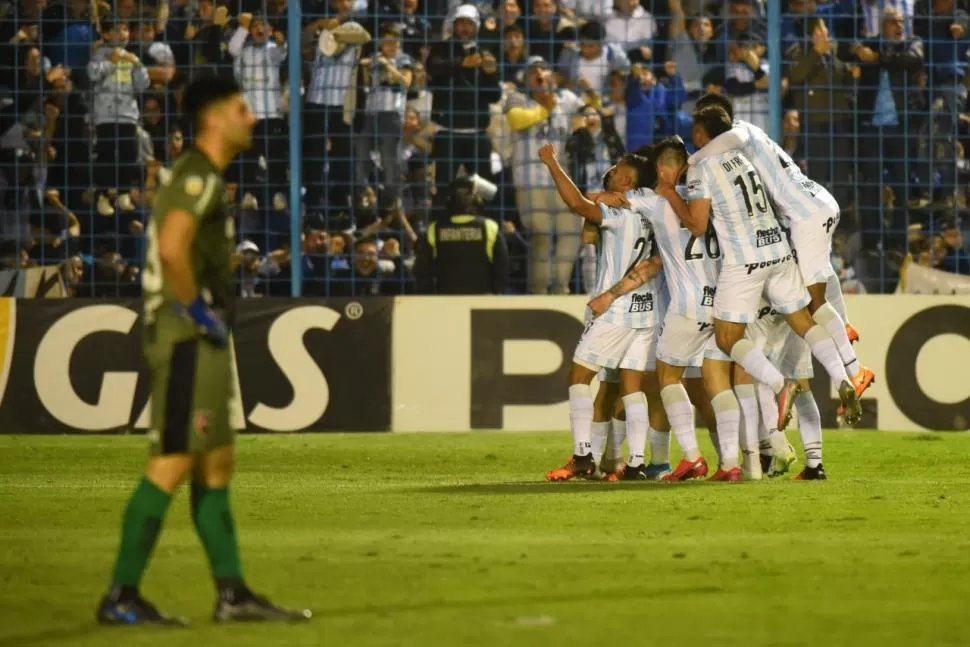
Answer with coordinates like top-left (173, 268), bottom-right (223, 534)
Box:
top-left (732, 120), bottom-right (833, 228)
top-left (630, 187), bottom-right (719, 323)
top-left (593, 201), bottom-right (661, 328)
top-left (686, 148), bottom-right (790, 266)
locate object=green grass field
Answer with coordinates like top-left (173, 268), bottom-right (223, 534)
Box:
top-left (2, 431), bottom-right (969, 647)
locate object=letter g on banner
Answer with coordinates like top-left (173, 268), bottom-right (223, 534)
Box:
top-left (886, 305), bottom-right (970, 430)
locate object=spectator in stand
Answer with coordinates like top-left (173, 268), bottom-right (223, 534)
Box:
top-left (786, 15), bottom-right (860, 207)
top-left (330, 236), bottom-right (409, 295)
top-left (667, 0), bottom-right (716, 112)
top-left (915, 0), bottom-right (969, 206)
top-left (426, 4), bottom-right (502, 202)
top-left (567, 103), bottom-right (624, 193)
top-left (624, 60), bottom-right (677, 151)
top-left (939, 220), bottom-right (970, 272)
top-left (376, 0), bottom-right (432, 61)
top-left (303, 2), bottom-right (371, 216)
top-left (861, 0), bottom-right (915, 38)
top-left (560, 21), bottom-right (631, 96)
top-left (357, 23), bottom-right (414, 215)
top-left (401, 107), bottom-right (434, 211)
top-left (480, 0), bottom-right (523, 49)
top-left (714, 0), bottom-right (767, 59)
top-left (604, 0), bottom-right (658, 64)
top-left (130, 12), bottom-right (177, 89)
top-left (524, 0), bottom-right (578, 72)
top-left (559, 0), bottom-right (612, 23)
top-left (500, 23), bottom-right (530, 87)
top-left (855, 7), bottom-right (925, 214)
top-left (230, 11), bottom-right (288, 212)
top-left (88, 18), bottom-right (149, 219)
top-left (725, 34), bottom-right (768, 132)
top-left (45, 0), bottom-right (99, 78)
top-left (505, 57), bottom-right (584, 293)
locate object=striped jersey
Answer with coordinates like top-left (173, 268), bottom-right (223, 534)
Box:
top-left (506, 89), bottom-right (584, 188)
top-left (593, 199), bottom-right (661, 329)
top-left (730, 120), bottom-right (834, 227)
top-left (365, 52), bottom-right (413, 115)
top-left (230, 31), bottom-right (287, 120)
top-left (308, 45), bottom-right (359, 107)
top-left (629, 186), bottom-right (720, 323)
top-left (686, 146), bottom-right (790, 266)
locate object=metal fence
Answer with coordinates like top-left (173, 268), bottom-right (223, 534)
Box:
top-left (2, 0), bottom-right (969, 297)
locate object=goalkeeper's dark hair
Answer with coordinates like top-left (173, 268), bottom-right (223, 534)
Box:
top-left (692, 105), bottom-right (733, 140)
top-left (695, 92), bottom-right (734, 121)
top-left (182, 75), bottom-right (243, 133)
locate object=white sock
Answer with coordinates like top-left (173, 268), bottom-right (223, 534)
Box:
top-left (795, 391), bottom-right (823, 468)
top-left (730, 339), bottom-right (785, 393)
top-left (734, 384), bottom-right (759, 466)
top-left (757, 415), bottom-right (772, 457)
top-left (756, 382), bottom-right (790, 458)
top-left (591, 421), bottom-right (609, 466)
top-left (804, 325), bottom-right (850, 385)
top-left (709, 430), bottom-right (722, 464)
top-left (622, 392), bottom-right (648, 467)
top-left (813, 302), bottom-right (860, 377)
top-left (711, 390), bottom-right (741, 470)
top-left (661, 384), bottom-right (700, 461)
top-left (826, 273), bottom-right (849, 322)
top-left (568, 384), bottom-right (594, 456)
top-left (648, 427), bottom-right (671, 465)
top-left (609, 418), bottom-right (626, 461)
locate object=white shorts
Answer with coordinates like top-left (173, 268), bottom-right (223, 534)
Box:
top-left (748, 311), bottom-right (813, 379)
top-left (656, 312), bottom-right (713, 368)
top-left (790, 200), bottom-right (839, 285)
top-left (714, 259), bottom-right (810, 324)
top-left (574, 319), bottom-right (658, 373)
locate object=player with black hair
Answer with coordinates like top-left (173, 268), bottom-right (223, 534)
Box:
top-left (96, 76), bottom-right (311, 625)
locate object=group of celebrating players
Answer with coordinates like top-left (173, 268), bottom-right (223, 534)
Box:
top-left (541, 92), bottom-right (875, 483)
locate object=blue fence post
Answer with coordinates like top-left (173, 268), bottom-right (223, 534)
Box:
top-left (287, 0), bottom-right (304, 297)
top-left (767, 0), bottom-right (781, 143)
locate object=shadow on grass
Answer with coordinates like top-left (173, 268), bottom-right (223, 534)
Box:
top-left (417, 480), bottom-right (713, 495)
top-left (0, 585), bottom-right (723, 645)
top-left (314, 583), bottom-right (723, 618)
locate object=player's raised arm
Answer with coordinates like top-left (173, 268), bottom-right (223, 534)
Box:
top-left (587, 256), bottom-right (663, 317)
top-left (538, 143), bottom-right (605, 224)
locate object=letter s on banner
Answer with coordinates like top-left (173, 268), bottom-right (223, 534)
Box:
top-left (34, 305), bottom-right (139, 431)
top-left (248, 306), bottom-right (339, 431)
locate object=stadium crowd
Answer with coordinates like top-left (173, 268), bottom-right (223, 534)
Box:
top-left (1, 0), bottom-right (970, 296)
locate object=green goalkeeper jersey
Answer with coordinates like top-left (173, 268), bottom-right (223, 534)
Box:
top-left (142, 147), bottom-right (236, 347)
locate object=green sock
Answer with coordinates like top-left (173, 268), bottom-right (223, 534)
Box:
top-left (191, 483), bottom-right (243, 582)
top-left (111, 478), bottom-right (172, 587)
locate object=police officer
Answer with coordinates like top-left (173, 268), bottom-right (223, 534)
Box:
top-left (414, 177), bottom-right (509, 294)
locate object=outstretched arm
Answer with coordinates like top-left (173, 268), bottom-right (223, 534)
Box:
top-left (588, 256), bottom-right (662, 317)
top-left (538, 143), bottom-right (603, 224)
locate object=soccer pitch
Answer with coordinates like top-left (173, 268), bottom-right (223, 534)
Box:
top-left (2, 431), bottom-right (969, 647)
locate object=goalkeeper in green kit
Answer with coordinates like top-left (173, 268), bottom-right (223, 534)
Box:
top-left (96, 76), bottom-right (310, 626)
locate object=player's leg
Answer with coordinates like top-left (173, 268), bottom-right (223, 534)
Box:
top-left (642, 369), bottom-right (673, 479)
top-left (732, 365), bottom-right (763, 480)
top-left (187, 341), bottom-right (310, 622)
top-left (793, 216), bottom-right (875, 396)
top-left (683, 371), bottom-right (720, 466)
top-left (616, 367), bottom-right (649, 479)
top-left (97, 343), bottom-right (199, 626)
top-left (701, 351), bottom-right (743, 482)
top-left (791, 382), bottom-right (827, 480)
top-left (592, 374), bottom-right (619, 473)
top-left (608, 394), bottom-right (627, 474)
top-left (712, 265), bottom-right (787, 399)
top-left (658, 361), bottom-right (709, 481)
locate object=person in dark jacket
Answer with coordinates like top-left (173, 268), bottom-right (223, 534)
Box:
top-left (566, 104), bottom-right (624, 193)
top-left (426, 4), bottom-right (502, 200)
top-left (854, 7), bottom-right (925, 210)
top-left (414, 176), bottom-right (510, 294)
